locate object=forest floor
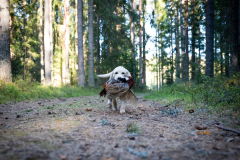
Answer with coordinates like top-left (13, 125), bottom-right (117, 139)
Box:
top-left (0, 94), bottom-right (240, 160)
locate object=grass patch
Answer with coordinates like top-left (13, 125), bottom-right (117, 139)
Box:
top-left (126, 122), bottom-right (140, 134)
top-left (145, 75), bottom-right (240, 115)
top-left (0, 79), bottom-right (99, 103)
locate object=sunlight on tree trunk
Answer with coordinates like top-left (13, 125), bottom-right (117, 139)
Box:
top-left (44, 0), bottom-right (51, 85)
top-left (78, 0), bottom-right (85, 86)
top-left (0, 0), bottom-right (11, 82)
top-left (39, 0), bottom-right (44, 84)
top-left (131, 0), bottom-right (136, 85)
top-left (63, 0), bottom-right (70, 84)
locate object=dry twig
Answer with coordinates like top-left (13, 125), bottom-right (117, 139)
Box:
top-left (215, 125), bottom-right (240, 135)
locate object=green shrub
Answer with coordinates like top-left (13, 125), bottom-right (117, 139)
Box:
top-left (0, 80), bottom-right (99, 104)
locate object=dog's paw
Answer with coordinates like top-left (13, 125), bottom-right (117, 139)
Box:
top-left (120, 109), bottom-right (126, 114)
top-left (112, 106), bottom-right (116, 111)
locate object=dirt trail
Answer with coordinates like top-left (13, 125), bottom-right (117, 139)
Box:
top-left (0, 94), bottom-right (240, 160)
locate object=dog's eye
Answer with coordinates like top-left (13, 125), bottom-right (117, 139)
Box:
top-left (122, 72), bottom-right (125, 74)
top-left (115, 72), bottom-right (118, 74)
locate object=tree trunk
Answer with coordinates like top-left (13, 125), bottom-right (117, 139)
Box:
top-left (39, 0), bottom-right (44, 84)
top-left (50, 0), bottom-right (53, 83)
top-left (87, 0), bottom-right (95, 86)
top-left (143, 0), bottom-right (146, 86)
top-left (139, 0), bottom-right (143, 87)
top-left (156, 27), bottom-right (158, 89)
top-left (180, 0), bottom-right (185, 78)
top-left (182, 0), bottom-right (189, 82)
top-left (205, 0), bottom-right (214, 77)
top-left (44, 0), bottom-right (51, 85)
top-left (96, 9), bottom-right (100, 86)
top-left (0, 0), bottom-right (11, 82)
top-left (131, 0), bottom-right (136, 85)
top-left (231, 0), bottom-right (239, 73)
top-left (161, 36), bottom-right (164, 89)
top-left (176, 3), bottom-right (180, 79)
top-left (78, 0), bottom-right (85, 86)
top-left (191, 0), bottom-right (195, 80)
top-left (63, 0), bottom-right (70, 84)
top-left (170, 4), bottom-right (173, 84)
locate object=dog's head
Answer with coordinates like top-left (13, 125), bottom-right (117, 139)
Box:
top-left (97, 66), bottom-right (131, 80)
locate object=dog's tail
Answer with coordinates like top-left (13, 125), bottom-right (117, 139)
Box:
top-left (97, 72), bottom-right (112, 78)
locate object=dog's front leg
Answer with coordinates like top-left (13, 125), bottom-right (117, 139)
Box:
top-left (108, 99), bottom-right (112, 109)
top-left (120, 100), bottom-right (127, 114)
top-left (112, 98), bottom-right (117, 111)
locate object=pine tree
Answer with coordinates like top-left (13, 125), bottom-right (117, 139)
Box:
top-left (182, 0), bottom-right (189, 82)
top-left (0, 0), bottom-right (11, 82)
top-left (205, 0), bottom-right (214, 77)
top-left (39, 0), bottom-right (44, 84)
top-left (87, 0), bottom-right (95, 86)
top-left (78, 0), bottom-right (85, 86)
top-left (44, 0), bottom-right (52, 85)
top-left (139, 0), bottom-right (143, 87)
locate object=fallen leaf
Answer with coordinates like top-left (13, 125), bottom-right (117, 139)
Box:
top-left (84, 108), bottom-right (92, 111)
top-left (141, 109), bottom-right (146, 111)
top-left (142, 100), bottom-right (147, 102)
top-left (195, 125), bottom-right (207, 130)
top-left (196, 130), bottom-right (211, 135)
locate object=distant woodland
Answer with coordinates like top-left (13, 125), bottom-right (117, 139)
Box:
top-left (0, 0), bottom-right (239, 88)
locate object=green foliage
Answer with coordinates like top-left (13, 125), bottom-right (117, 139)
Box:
top-left (145, 76), bottom-right (240, 113)
top-left (126, 122), bottom-right (140, 134)
top-left (0, 80), bottom-right (98, 104)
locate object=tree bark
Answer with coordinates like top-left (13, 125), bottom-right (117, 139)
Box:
top-left (205, 0), bottom-right (214, 77)
top-left (143, 0), bottom-right (146, 86)
top-left (39, 0), bottom-right (44, 84)
top-left (191, 0), bottom-right (195, 80)
top-left (63, 0), bottom-right (70, 84)
top-left (78, 0), bottom-right (85, 86)
top-left (170, 3), bottom-right (174, 84)
top-left (50, 0), bottom-right (53, 83)
top-left (96, 8), bottom-right (100, 87)
top-left (176, 3), bottom-right (180, 79)
top-left (139, 0), bottom-right (143, 87)
top-left (131, 0), bottom-right (136, 85)
top-left (87, 0), bottom-right (95, 86)
top-left (44, 0), bottom-right (51, 85)
top-left (0, 0), bottom-right (11, 82)
top-left (180, 0), bottom-right (185, 78)
top-left (231, 0), bottom-right (239, 73)
top-left (182, 0), bottom-right (189, 82)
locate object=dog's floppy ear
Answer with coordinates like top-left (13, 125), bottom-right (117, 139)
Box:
top-left (97, 72), bottom-right (112, 78)
top-left (126, 71), bottom-right (131, 77)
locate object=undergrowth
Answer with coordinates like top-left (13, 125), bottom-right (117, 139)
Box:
top-left (145, 74), bottom-right (240, 114)
top-left (0, 79), bottom-right (98, 104)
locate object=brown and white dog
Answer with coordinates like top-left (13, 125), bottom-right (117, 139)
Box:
top-left (97, 66), bottom-right (132, 114)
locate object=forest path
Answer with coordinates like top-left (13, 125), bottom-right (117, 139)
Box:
top-left (0, 94), bottom-right (239, 160)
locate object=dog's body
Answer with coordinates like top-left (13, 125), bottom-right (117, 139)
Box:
top-left (97, 66), bottom-right (132, 114)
